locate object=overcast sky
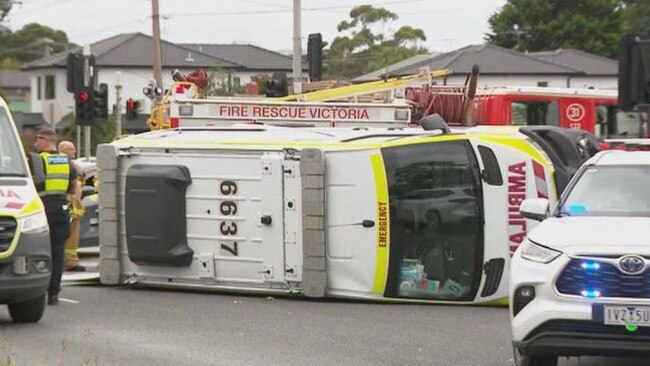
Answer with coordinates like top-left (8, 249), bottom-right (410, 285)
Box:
top-left (5, 0), bottom-right (507, 54)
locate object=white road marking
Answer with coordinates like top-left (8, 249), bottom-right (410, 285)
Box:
top-left (59, 298), bottom-right (80, 304)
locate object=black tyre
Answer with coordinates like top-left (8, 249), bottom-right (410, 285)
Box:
top-left (513, 347), bottom-right (557, 366)
top-left (8, 294), bottom-right (46, 323)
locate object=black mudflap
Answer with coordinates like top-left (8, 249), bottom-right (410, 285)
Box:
top-left (125, 164), bottom-right (193, 267)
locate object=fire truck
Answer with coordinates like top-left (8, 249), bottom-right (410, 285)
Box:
top-left (406, 86), bottom-right (648, 141)
top-left (97, 94), bottom-right (601, 305)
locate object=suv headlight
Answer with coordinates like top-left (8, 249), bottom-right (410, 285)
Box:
top-left (521, 240), bottom-right (562, 263)
top-left (18, 211), bottom-right (49, 235)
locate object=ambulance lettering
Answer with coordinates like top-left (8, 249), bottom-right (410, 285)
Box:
top-left (0, 189), bottom-right (21, 199)
top-left (377, 202), bottom-right (388, 247)
top-left (508, 162), bottom-right (527, 255)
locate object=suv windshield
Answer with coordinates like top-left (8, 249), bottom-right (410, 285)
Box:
top-left (560, 165), bottom-right (650, 217)
top-left (0, 107), bottom-right (27, 177)
top-left (382, 140), bottom-right (483, 301)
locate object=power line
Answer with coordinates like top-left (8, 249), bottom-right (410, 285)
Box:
top-left (8, 0), bottom-right (72, 17)
top-left (70, 18), bottom-right (148, 41)
top-left (166, 0), bottom-right (428, 18)
top-left (239, 0), bottom-right (290, 9)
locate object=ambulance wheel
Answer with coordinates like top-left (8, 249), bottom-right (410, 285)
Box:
top-left (8, 294), bottom-right (46, 323)
top-left (513, 347), bottom-right (557, 366)
top-left (425, 210), bottom-right (441, 229)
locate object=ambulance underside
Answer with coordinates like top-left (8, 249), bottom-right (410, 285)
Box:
top-left (97, 127), bottom-right (559, 304)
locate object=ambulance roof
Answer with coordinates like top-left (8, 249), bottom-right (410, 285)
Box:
top-left (111, 124), bottom-right (530, 151)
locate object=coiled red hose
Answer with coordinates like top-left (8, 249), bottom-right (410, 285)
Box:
top-left (405, 86), bottom-right (467, 124)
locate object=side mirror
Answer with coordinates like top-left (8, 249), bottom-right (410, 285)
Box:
top-left (520, 198), bottom-right (549, 221)
top-left (28, 152), bottom-right (45, 185)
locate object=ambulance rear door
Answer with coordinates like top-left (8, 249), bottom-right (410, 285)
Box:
top-left (117, 147), bottom-right (300, 291)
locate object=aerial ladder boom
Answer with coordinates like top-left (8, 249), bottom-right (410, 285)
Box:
top-left (274, 68), bottom-right (452, 102)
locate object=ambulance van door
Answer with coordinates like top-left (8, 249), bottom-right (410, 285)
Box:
top-left (120, 147), bottom-right (291, 291)
top-left (381, 139), bottom-right (485, 302)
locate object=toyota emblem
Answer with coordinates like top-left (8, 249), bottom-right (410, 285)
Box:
top-left (619, 255), bottom-right (645, 274)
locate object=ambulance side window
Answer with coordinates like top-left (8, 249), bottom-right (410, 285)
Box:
top-left (382, 141), bottom-right (484, 302)
top-left (477, 145), bottom-right (503, 186)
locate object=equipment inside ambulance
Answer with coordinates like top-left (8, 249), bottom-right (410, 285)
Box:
top-left (0, 98), bottom-right (51, 323)
top-left (97, 111), bottom-right (598, 304)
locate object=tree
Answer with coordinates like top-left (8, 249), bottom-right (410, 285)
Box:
top-left (325, 5), bottom-right (428, 80)
top-left (0, 0), bottom-right (11, 22)
top-left (0, 23), bottom-right (71, 65)
top-left (486, 0), bottom-right (624, 58)
top-left (622, 0), bottom-right (650, 35)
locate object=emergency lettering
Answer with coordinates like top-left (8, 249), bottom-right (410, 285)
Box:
top-left (508, 162), bottom-right (527, 254)
top-left (378, 202), bottom-right (388, 247)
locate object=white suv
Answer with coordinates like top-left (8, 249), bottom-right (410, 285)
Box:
top-left (510, 150), bottom-right (650, 366)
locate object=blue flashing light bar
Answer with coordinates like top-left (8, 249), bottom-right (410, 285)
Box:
top-left (580, 290), bottom-right (601, 298)
top-left (581, 262), bottom-right (601, 270)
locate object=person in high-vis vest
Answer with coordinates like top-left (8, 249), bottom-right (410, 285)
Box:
top-left (31, 128), bottom-right (77, 305)
top-left (58, 140), bottom-right (86, 272)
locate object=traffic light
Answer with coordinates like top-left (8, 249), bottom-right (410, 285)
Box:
top-left (265, 72), bottom-right (288, 97)
top-left (66, 53), bottom-right (84, 93)
top-left (126, 98), bottom-right (139, 120)
top-left (75, 86), bottom-right (95, 125)
top-left (307, 33), bottom-right (327, 82)
top-left (94, 83), bottom-right (109, 118)
top-left (66, 53), bottom-right (95, 93)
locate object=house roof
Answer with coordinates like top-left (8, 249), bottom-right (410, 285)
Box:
top-left (0, 70), bottom-right (30, 88)
top-left (180, 43), bottom-right (303, 71)
top-left (23, 33), bottom-right (240, 70)
top-left (527, 48), bottom-right (618, 76)
top-left (353, 53), bottom-right (438, 82)
top-left (12, 112), bottom-right (47, 130)
top-left (390, 44), bottom-right (582, 77)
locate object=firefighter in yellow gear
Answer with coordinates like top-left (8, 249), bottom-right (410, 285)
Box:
top-left (58, 141), bottom-right (86, 272)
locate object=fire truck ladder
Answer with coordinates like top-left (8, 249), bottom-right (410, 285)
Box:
top-left (274, 69), bottom-right (452, 102)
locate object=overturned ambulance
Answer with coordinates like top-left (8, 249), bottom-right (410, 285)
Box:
top-left (97, 113), bottom-right (596, 304)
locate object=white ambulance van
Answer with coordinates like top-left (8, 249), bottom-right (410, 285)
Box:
top-left (96, 119), bottom-right (598, 305)
top-left (0, 97), bottom-right (51, 322)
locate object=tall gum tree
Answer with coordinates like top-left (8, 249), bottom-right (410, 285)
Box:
top-left (325, 5), bottom-right (428, 80)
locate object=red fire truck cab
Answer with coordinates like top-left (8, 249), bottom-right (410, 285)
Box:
top-left (470, 86), bottom-right (648, 139)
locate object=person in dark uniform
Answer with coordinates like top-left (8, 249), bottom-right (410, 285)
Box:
top-left (31, 128), bottom-right (77, 305)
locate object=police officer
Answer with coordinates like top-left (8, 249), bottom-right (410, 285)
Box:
top-left (31, 128), bottom-right (76, 305)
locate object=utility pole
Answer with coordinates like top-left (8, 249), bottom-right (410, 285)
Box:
top-left (115, 72), bottom-right (122, 139)
top-left (151, 0), bottom-right (163, 102)
top-left (292, 0), bottom-right (302, 94)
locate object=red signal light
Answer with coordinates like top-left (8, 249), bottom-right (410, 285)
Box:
top-left (79, 91), bottom-right (89, 102)
top-left (127, 99), bottom-right (135, 109)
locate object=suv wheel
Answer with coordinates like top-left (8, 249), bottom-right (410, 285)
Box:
top-left (7, 294), bottom-right (46, 323)
top-left (513, 347), bottom-right (557, 366)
